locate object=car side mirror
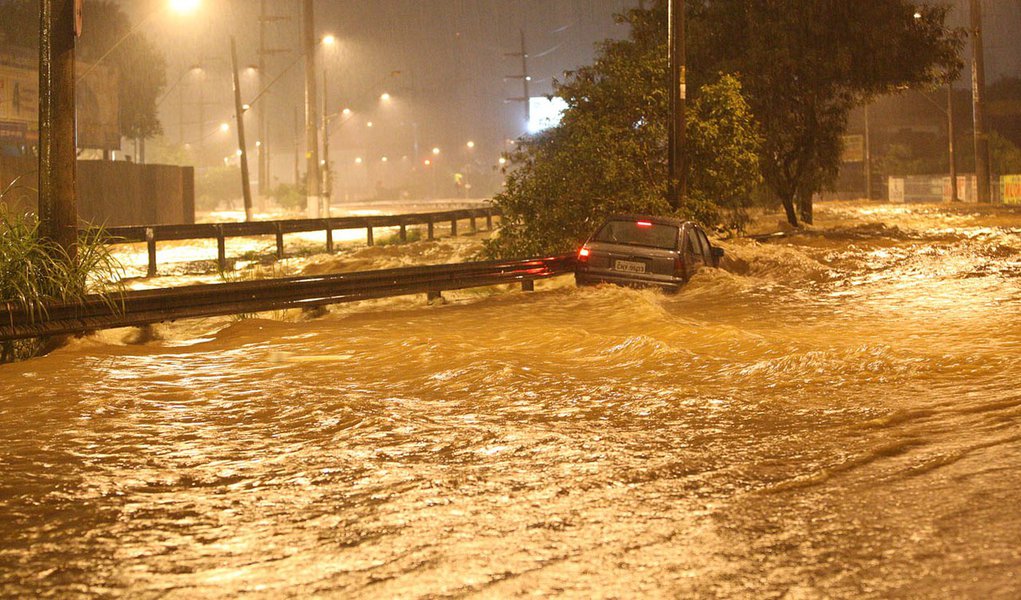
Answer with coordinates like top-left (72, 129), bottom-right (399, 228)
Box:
top-left (712, 247), bottom-right (725, 258)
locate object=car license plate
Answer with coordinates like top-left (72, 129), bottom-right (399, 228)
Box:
top-left (614, 259), bottom-right (646, 274)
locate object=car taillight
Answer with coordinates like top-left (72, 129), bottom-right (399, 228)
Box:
top-left (636, 221), bottom-right (653, 228)
top-left (578, 247), bottom-right (591, 261)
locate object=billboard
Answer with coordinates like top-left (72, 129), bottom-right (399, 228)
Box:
top-left (0, 50), bottom-right (120, 151)
top-left (1001, 175), bottom-right (1021, 205)
top-left (841, 135), bottom-right (864, 163)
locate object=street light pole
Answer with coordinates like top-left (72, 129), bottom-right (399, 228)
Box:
top-left (230, 36), bottom-right (254, 221)
top-left (970, 0), bottom-right (991, 203)
top-left (864, 104), bottom-right (872, 201)
top-left (667, 0), bottom-right (686, 211)
top-left (38, 0), bottom-right (78, 256)
top-left (302, 0), bottom-right (322, 218)
top-left (258, 0), bottom-right (268, 198)
top-left (322, 67), bottom-right (332, 215)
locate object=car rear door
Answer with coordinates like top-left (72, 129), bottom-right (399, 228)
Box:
top-left (681, 225), bottom-right (705, 279)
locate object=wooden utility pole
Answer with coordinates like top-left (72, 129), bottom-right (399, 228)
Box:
top-left (38, 0), bottom-right (79, 256)
top-left (302, 0), bottom-right (322, 218)
top-left (230, 36), bottom-right (254, 221)
top-left (667, 0), bottom-right (686, 210)
top-left (970, 0), bottom-right (991, 203)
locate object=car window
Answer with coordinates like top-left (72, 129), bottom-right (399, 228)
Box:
top-left (685, 229), bottom-right (703, 262)
top-left (594, 220), bottom-right (679, 250)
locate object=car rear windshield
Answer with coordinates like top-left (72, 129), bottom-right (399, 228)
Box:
top-left (593, 220), bottom-right (678, 250)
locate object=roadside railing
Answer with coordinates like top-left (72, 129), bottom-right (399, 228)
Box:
top-left (85, 207), bottom-right (501, 277)
top-left (0, 253), bottom-right (575, 342)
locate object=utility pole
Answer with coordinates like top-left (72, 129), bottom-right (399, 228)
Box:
top-left (864, 104), bottom-right (872, 201)
top-left (257, 0), bottom-right (291, 197)
top-left (949, 85), bottom-right (959, 202)
top-left (38, 0), bottom-right (79, 256)
top-left (259, 0), bottom-right (268, 198)
top-left (667, 0), bottom-right (686, 210)
top-left (302, 0), bottom-right (322, 218)
top-left (322, 67), bottom-right (332, 215)
top-left (970, 0), bottom-right (991, 203)
top-left (230, 36), bottom-right (254, 221)
top-left (504, 30), bottom-right (531, 127)
top-left (294, 105), bottom-right (300, 186)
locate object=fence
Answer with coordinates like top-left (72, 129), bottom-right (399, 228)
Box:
top-left (94, 207), bottom-right (502, 277)
top-left (885, 174), bottom-right (1021, 204)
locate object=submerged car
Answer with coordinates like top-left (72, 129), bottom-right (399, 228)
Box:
top-left (575, 215), bottom-right (724, 291)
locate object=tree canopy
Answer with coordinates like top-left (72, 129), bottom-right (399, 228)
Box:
top-left (486, 7), bottom-right (762, 258)
top-left (489, 0), bottom-right (964, 256)
top-left (687, 0), bottom-right (963, 225)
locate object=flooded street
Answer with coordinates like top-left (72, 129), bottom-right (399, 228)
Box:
top-left (2, 203), bottom-right (1020, 598)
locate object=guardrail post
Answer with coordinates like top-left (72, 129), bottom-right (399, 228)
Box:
top-left (450, 218), bottom-right (458, 237)
top-left (324, 220), bottom-right (334, 253)
top-left (521, 280), bottom-right (535, 292)
top-left (486, 211), bottom-right (493, 230)
top-left (275, 223), bottom-right (285, 259)
top-left (427, 218), bottom-right (435, 241)
top-left (145, 228), bottom-right (157, 278)
top-left (470, 214), bottom-right (478, 233)
top-left (367, 225), bottom-right (374, 246)
top-left (217, 225), bottom-right (228, 271)
top-left (399, 224), bottom-right (408, 243)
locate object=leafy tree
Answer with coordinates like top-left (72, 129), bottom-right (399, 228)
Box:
top-left (486, 7), bottom-right (762, 258)
top-left (687, 0), bottom-right (963, 225)
top-left (0, 0), bottom-right (167, 142)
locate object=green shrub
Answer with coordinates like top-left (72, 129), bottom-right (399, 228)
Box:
top-left (0, 205), bottom-right (125, 362)
top-left (268, 182), bottom-right (307, 211)
top-left (195, 166), bottom-right (242, 212)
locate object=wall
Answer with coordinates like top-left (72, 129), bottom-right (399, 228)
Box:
top-left (0, 156), bottom-right (194, 226)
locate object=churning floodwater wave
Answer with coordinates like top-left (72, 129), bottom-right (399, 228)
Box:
top-left (1, 203), bottom-right (1020, 598)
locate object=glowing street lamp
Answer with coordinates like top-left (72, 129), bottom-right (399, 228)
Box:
top-left (342, 108), bottom-right (352, 117)
top-left (219, 122), bottom-right (230, 133)
top-left (466, 141), bottom-right (476, 149)
top-left (432, 147), bottom-right (441, 156)
top-left (380, 92), bottom-right (392, 102)
top-left (170, 0), bottom-right (200, 15)
top-left (322, 34), bottom-right (337, 46)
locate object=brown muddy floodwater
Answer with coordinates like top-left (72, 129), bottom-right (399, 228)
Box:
top-left (1, 203), bottom-right (1020, 598)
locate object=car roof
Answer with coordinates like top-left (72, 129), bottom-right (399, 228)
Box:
top-left (601, 214), bottom-right (695, 228)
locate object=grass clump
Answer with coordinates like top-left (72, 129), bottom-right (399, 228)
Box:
top-left (1, 205), bottom-right (125, 363)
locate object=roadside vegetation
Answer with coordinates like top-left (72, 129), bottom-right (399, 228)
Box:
top-left (0, 201), bottom-right (124, 363)
top-left (488, 0), bottom-right (963, 257)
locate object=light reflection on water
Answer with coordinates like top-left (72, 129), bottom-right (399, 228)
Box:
top-left (1, 203), bottom-right (1020, 598)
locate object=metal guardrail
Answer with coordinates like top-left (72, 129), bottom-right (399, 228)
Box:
top-left (85, 207), bottom-right (501, 277)
top-left (0, 254), bottom-right (576, 342)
